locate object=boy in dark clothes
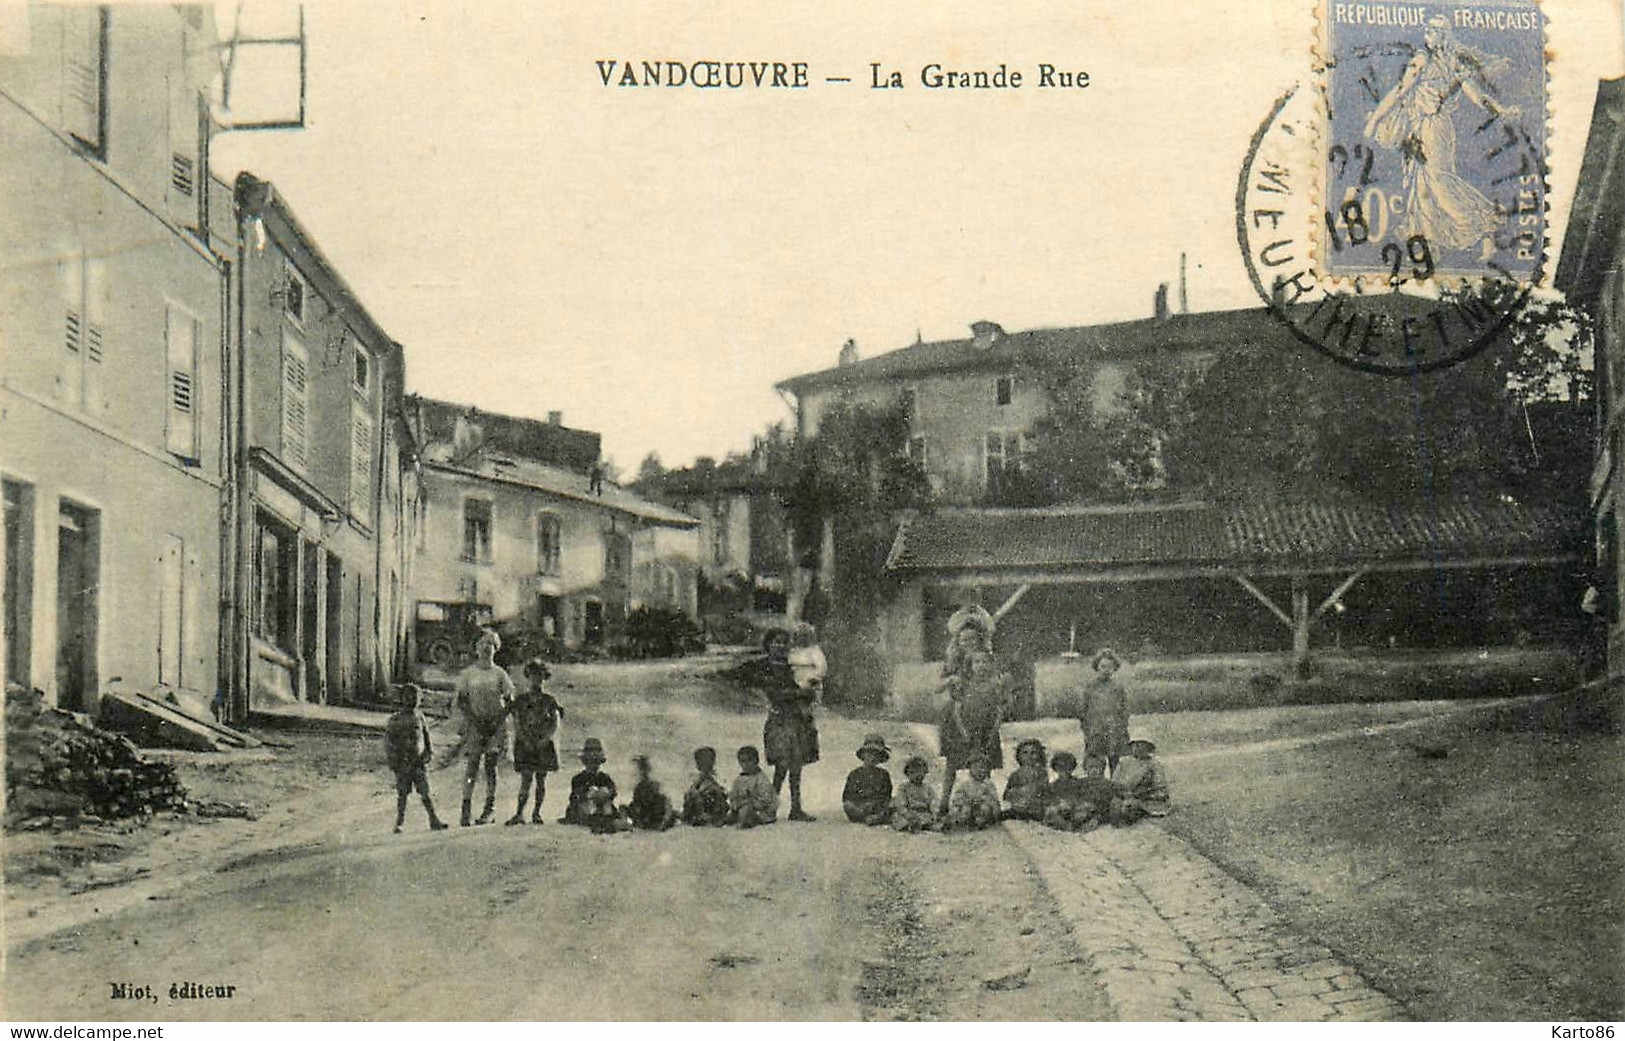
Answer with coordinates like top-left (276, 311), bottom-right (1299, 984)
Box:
top-left (562, 737), bottom-right (620, 833)
top-left (842, 733), bottom-right (894, 825)
top-left (628, 755), bottom-right (678, 830)
top-left (384, 685), bottom-right (449, 833)
top-left (682, 746), bottom-right (731, 827)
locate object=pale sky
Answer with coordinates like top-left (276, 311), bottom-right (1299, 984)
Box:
top-left (211, 0), bottom-right (1625, 471)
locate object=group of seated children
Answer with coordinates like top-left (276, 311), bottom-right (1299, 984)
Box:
top-left (552, 740), bottom-right (786, 833)
top-left (842, 733), bottom-right (1169, 833)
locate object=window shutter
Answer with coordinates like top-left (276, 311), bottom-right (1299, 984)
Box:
top-left (165, 305), bottom-right (198, 459)
top-left (82, 257), bottom-right (105, 409)
top-left (281, 332), bottom-right (309, 470)
top-left (61, 6), bottom-right (103, 149)
top-left (350, 401), bottom-right (373, 526)
top-left (60, 255), bottom-right (84, 404)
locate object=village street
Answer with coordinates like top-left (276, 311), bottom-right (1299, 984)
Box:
top-left (10, 657), bottom-right (1611, 1023)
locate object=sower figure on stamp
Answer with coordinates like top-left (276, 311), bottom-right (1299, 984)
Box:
top-left (1363, 16), bottom-right (1519, 254)
top-left (754, 628), bottom-right (820, 822)
top-left (1078, 647), bottom-right (1131, 779)
top-left (455, 627), bottom-right (515, 826)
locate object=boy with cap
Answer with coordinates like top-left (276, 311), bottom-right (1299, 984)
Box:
top-left (563, 738), bottom-right (620, 832)
top-left (384, 684), bottom-right (449, 833)
top-left (681, 747), bottom-right (731, 827)
top-left (842, 733), bottom-right (894, 825)
top-left (1113, 738), bottom-right (1170, 821)
top-left (891, 755), bottom-right (939, 832)
top-left (728, 745), bottom-right (778, 828)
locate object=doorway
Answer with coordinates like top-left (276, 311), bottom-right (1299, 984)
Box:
top-left (583, 599), bottom-right (604, 646)
top-left (301, 541), bottom-right (321, 702)
top-left (3, 479), bottom-right (35, 688)
top-left (55, 502), bottom-right (99, 711)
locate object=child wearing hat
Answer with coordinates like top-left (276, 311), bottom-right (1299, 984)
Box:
top-left (1113, 739), bottom-right (1170, 821)
top-left (563, 738), bottom-right (621, 832)
top-left (384, 684), bottom-right (450, 833)
top-left (506, 658), bottom-right (565, 826)
top-left (891, 755), bottom-right (939, 833)
top-left (728, 745), bottom-right (778, 828)
top-left (1002, 737), bottom-right (1050, 821)
top-left (947, 753), bottom-right (1001, 831)
top-left (842, 734), bottom-right (894, 825)
top-left (628, 755), bottom-right (678, 830)
top-left (681, 747), bottom-right (731, 827)
top-left (1079, 648), bottom-right (1131, 778)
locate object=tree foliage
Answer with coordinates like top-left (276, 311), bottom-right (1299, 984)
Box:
top-left (1023, 298), bottom-right (1595, 506)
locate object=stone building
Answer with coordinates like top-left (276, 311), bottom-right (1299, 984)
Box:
top-left (226, 173), bottom-right (418, 713)
top-left (1, 4), bottom-right (233, 712)
top-left (406, 402), bottom-right (699, 666)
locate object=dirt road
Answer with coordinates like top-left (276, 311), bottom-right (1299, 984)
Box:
top-left (3, 668), bottom-right (1111, 1021)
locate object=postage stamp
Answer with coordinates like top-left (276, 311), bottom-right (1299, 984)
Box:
top-left (1320, 0), bottom-right (1547, 283)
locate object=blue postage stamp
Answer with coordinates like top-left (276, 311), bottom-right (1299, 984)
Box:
top-left (1322, 1), bottom-right (1546, 282)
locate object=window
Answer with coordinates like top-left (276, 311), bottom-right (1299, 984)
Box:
top-left (60, 252), bottom-right (105, 410)
top-left (711, 510), bottom-right (729, 566)
top-left (462, 499), bottom-right (492, 563)
top-left (905, 435), bottom-right (927, 466)
top-left (164, 304), bottom-right (199, 461)
top-left (280, 332), bottom-right (309, 470)
top-left (283, 265), bottom-right (306, 325)
top-left (996, 376), bottom-right (1014, 406)
top-left (984, 430), bottom-right (1027, 494)
top-left (349, 400), bottom-right (373, 527)
top-left (61, 6), bottom-right (107, 157)
top-left (536, 513), bottom-right (561, 575)
top-left (353, 349), bottom-right (370, 394)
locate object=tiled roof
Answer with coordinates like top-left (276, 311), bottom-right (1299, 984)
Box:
top-left (885, 498), bottom-right (1582, 576)
top-left (407, 396), bottom-right (601, 476)
top-left (776, 308), bottom-right (1299, 394)
top-left (426, 455), bottom-right (698, 528)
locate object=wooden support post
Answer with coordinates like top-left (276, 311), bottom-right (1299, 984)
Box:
top-left (1291, 574), bottom-right (1311, 678)
top-left (1234, 574), bottom-right (1292, 627)
top-left (993, 583), bottom-right (1031, 622)
top-left (1313, 569), bottom-right (1366, 620)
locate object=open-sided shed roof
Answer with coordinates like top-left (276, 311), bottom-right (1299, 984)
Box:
top-left (885, 498), bottom-right (1583, 583)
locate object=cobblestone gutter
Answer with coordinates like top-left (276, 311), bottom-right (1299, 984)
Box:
top-left (1004, 821), bottom-right (1407, 1022)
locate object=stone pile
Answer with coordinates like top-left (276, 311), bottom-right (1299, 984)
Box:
top-left (4, 684), bottom-right (188, 826)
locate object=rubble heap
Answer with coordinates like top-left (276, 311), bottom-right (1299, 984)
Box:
top-left (4, 684), bottom-right (188, 826)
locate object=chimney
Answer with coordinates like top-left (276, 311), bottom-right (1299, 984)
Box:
top-left (547, 410), bottom-right (563, 426)
top-left (970, 320), bottom-right (1004, 349)
top-left (837, 338), bottom-right (859, 367)
top-left (452, 410), bottom-right (484, 459)
top-left (1153, 284), bottom-right (1170, 320)
top-left (1179, 252), bottom-right (1190, 313)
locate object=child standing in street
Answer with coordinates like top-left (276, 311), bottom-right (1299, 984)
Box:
top-left (1002, 737), bottom-right (1050, 821)
top-left (729, 745), bottom-right (778, 829)
top-left (681, 747), bottom-right (731, 827)
top-left (948, 753), bottom-right (1001, 831)
top-left (563, 738), bottom-right (621, 833)
top-left (842, 733), bottom-right (894, 825)
top-left (891, 755), bottom-right (939, 833)
top-left (628, 755), bottom-right (678, 830)
top-left (454, 628), bottom-right (515, 826)
top-left (384, 684), bottom-right (449, 833)
top-left (506, 658), bottom-right (564, 826)
top-left (938, 646), bottom-right (1010, 815)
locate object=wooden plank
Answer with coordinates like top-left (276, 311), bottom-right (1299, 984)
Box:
top-left (992, 583), bottom-right (1031, 621)
top-left (1234, 574), bottom-right (1292, 627)
top-left (1314, 569), bottom-right (1367, 620)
